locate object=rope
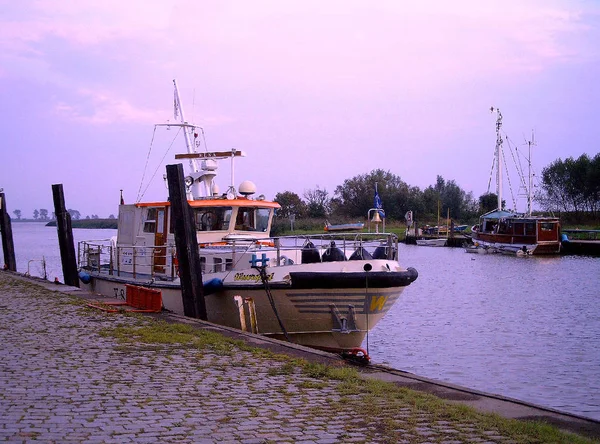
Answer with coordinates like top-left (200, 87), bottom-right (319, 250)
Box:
top-left (365, 273), bottom-right (370, 357)
top-left (255, 265), bottom-right (290, 342)
top-left (136, 126), bottom-right (157, 202)
top-left (137, 127), bottom-right (183, 202)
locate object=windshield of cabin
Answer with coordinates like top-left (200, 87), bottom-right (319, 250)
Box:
top-left (193, 207), bottom-right (232, 231)
top-left (235, 207), bottom-right (271, 232)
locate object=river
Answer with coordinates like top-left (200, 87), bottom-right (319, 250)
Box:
top-left (4, 222), bottom-right (600, 421)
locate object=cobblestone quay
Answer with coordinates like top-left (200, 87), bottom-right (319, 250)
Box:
top-left (0, 271), bottom-right (596, 443)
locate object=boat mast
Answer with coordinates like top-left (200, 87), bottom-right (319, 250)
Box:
top-left (492, 107), bottom-right (503, 211)
top-left (527, 134), bottom-right (533, 217)
top-left (173, 79), bottom-right (199, 174)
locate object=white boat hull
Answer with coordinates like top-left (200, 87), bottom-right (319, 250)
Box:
top-left (416, 238), bottom-right (447, 247)
top-left (82, 259), bottom-right (417, 353)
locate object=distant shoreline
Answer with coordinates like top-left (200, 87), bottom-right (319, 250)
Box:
top-left (42, 219), bottom-right (118, 229)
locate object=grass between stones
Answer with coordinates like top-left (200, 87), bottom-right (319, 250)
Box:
top-left (0, 272), bottom-right (596, 444)
top-left (97, 316), bottom-right (595, 444)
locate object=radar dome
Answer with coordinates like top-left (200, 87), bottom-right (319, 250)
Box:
top-left (238, 180), bottom-right (256, 196)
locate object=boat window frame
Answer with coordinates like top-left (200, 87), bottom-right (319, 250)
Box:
top-left (193, 207), bottom-right (233, 232)
top-left (235, 207), bottom-right (271, 232)
top-left (143, 208), bottom-right (157, 233)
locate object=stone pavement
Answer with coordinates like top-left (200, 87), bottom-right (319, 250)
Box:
top-left (0, 271), bottom-right (596, 443)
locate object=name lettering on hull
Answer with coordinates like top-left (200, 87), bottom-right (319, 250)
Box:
top-left (234, 272), bottom-right (274, 283)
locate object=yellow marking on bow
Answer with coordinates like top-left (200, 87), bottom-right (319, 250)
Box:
top-left (369, 295), bottom-right (388, 312)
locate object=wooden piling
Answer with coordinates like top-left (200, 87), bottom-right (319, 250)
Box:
top-left (0, 193), bottom-right (17, 271)
top-left (51, 184), bottom-right (79, 287)
top-left (166, 164), bottom-right (207, 320)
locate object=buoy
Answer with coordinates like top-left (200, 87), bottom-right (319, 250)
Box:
top-left (322, 241), bottom-right (346, 262)
top-left (78, 271), bottom-right (91, 284)
top-left (301, 241), bottom-right (321, 264)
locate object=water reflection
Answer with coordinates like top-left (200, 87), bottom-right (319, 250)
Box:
top-left (366, 244), bottom-right (600, 420)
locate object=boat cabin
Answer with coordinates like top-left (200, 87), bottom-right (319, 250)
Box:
top-left (473, 210), bottom-right (561, 253)
top-left (112, 197), bottom-right (280, 276)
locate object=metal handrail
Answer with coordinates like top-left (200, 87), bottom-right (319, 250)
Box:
top-left (77, 232), bottom-right (400, 279)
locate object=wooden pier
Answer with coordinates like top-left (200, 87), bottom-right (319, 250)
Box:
top-left (561, 230), bottom-right (600, 256)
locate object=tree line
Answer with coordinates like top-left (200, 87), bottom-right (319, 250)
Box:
top-left (275, 153), bottom-right (600, 225)
top-left (537, 153), bottom-right (600, 218)
top-left (11, 209), bottom-right (116, 221)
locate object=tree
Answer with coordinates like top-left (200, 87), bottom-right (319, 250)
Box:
top-left (420, 176), bottom-right (476, 221)
top-left (274, 191), bottom-right (307, 218)
top-left (303, 186), bottom-right (331, 218)
top-left (478, 193), bottom-right (501, 214)
top-left (67, 209), bottom-right (81, 220)
top-left (39, 209), bottom-right (49, 220)
top-left (108, 214), bottom-right (116, 219)
top-left (333, 169), bottom-right (409, 220)
top-left (12, 209), bottom-right (21, 220)
top-left (33, 209), bottom-right (39, 220)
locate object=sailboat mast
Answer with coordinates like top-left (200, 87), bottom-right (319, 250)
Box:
top-left (494, 107), bottom-right (503, 211)
top-left (173, 79), bottom-right (199, 174)
top-left (527, 136), bottom-right (533, 217)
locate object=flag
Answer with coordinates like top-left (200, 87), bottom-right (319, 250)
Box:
top-left (374, 186), bottom-right (385, 218)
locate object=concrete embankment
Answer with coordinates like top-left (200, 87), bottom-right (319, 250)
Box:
top-left (1, 271), bottom-right (599, 443)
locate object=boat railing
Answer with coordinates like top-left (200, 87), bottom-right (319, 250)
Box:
top-left (78, 232), bottom-right (399, 280)
top-left (78, 241), bottom-right (178, 281)
top-left (274, 232), bottom-right (399, 260)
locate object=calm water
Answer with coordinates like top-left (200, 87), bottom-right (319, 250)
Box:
top-left (365, 244), bottom-right (600, 420)
top-left (4, 223), bottom-right (600, 420)
top-left (7, 222), bottom-right (116, 282)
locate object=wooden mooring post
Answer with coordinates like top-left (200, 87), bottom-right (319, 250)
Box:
top-left (0, 192), bottom-right (17, 271)
top-left (51, 184), bottom-right (79, 287)
top-left (166, 163), bottom-right (207, 320)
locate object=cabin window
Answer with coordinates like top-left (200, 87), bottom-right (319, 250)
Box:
top-left (541, 222), bottom-right (555, 232)
top-left (143, 208), bottom-right (157, 233)
top-left (513, 223), bottom-right (524, 235)
top-left (214, 257), bottom-right (224, 272)
top-left (225, 258), bottom-right (233, 271)
top-left (525, 223), bottom-right (535, 235)
top-left (255, 208), bottom-right (271, 232)
top-left (199, 256), bottom-right (206, 273)
top-left (235, 207), bottom-right (271, 232)
top-left (194, 207), bottom-right (232, 231)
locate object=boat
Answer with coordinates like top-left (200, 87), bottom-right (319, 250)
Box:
top-left (470, 108), bottom-right (561, 255)
top-left (77, 80), bottom-right (419, 360)
top-left (416, 204), bottom-right (448, 247)
top-left (415, 238), bottom-right (447, 247)
top-left (324, 221), bottom-right (364, 232)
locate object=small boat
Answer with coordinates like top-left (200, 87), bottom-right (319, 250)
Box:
top-left (470, 108), bottom-right (561, 255)
top-left (465, 245), bottom-right (489, 254)
top-left (324, 221), bottom-right (364, 232)
top-left (77, 80), bottom-right (419, 359)
top-left (417, 204), bottom-right (449, 247)
top-left (416, 238), bottom-right (447, 247)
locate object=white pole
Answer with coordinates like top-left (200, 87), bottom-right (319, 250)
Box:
top-left (495, 108), bottom-right (503, 211)
top-left (172, 79), bottom-right (199, 174)
top-left (528, 137), bottom-right (533, 216)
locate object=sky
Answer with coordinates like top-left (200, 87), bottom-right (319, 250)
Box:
top-left (1, 0), bottom-right (599, 219)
